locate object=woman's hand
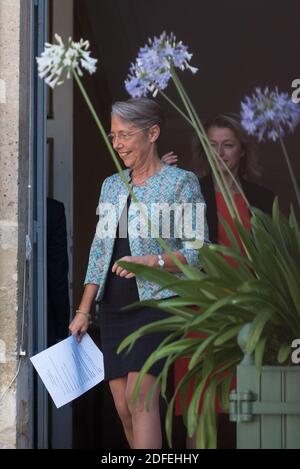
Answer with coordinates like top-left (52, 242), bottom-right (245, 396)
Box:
top-left (112, 255), bottom-right (157, 278)
top-left (161, 151), bottom-right (178, 166)
top-left (69, 312), bottom-right (89, 342)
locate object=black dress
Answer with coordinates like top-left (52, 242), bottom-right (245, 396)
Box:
top-left (99, 195), bottom-right (170, 380)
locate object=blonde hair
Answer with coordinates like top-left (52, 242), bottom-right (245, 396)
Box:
top-left (192, 114), bottom-right (262, 179)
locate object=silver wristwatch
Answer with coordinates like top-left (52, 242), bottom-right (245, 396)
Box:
top-left (157, 254), bottom-right (165, 270)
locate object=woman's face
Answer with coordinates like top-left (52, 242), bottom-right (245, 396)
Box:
top-left (207, 126), bottom-right (244, 177)
top-left (110, 115), bottom-right (153, 169)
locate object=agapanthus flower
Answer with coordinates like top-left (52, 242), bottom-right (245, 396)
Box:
top-left (125, 32), bottom-right (198, 98)
top-left (36, 34), bottom-right (98, 88)
top-left (241, 87), bottom-right (300, 141)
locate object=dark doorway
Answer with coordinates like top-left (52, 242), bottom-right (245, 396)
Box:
top-left (72, 0), bottom-right (300, 448)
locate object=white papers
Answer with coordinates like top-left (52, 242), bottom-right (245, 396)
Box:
top-left (30, 334), bottom-right (104, 408)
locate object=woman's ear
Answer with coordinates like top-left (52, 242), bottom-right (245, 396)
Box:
top-left (149, 125), bottom-right (160, 143)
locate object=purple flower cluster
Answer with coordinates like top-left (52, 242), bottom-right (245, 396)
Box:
top-left (241, 87), bottom-right (300, 142)
top-left (125, 32), bottom-right (198, 98)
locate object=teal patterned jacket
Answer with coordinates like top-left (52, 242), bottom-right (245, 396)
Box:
top-left (84, 164), bottom-right (209, 301)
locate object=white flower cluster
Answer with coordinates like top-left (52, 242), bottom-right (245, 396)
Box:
top-left (36, 34), bottom-right (98, 88)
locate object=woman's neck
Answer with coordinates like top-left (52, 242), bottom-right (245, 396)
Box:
top-left (131, 154), bottom-right (163, 184)
top-left (213, 172), bottom-right (241, 194)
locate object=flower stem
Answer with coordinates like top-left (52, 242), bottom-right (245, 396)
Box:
top-left (217, 159), bottom-right (250, 209)
top-left (157, 89), bottom-right (250, 209)
top-left (171, 72), bottom-right (242, 218)
top-left (279, 138), bottom-right (300, 209)
top-left (170, 69), bottom-right (241, 222)
top-left (167, 69), bottom-right (254, 263)
top-left (73, 70), bottom-right (124, 177)
top-left (158, 90), bottom-right (194, 126)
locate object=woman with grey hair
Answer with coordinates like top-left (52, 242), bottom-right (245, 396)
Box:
top-left (69, 98), bottom-right (209, 449)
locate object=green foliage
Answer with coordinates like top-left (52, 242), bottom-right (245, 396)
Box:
top-left (118, 202), bottom-right (300, 448)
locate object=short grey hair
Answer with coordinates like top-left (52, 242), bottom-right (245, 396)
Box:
top-left (111, 98), bottom-right (165, 135)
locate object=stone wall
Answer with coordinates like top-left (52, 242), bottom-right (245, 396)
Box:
top-left (0, 0), bottom-right (20, 449)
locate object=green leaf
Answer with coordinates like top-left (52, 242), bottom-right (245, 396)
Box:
top-left (199, 244), bottom-right (245, 283)
top-left (289, 206), bottom-right (300, 252)
top-left (117, 316), bottom-right (183, 353)
top-left (117, 261), bottom-right (181, 285)
top-left (197, 376), bottom-right (217, 448)
top-left (254, 336), bottom-right (267, 372)
top-left (187, 375), bottom-right (207, 436)
top-left (277, 343), bottom-right (292, 364)
top-left (214, 324), bottom-right (243, 346)
top-left (218, 368), bottom-right (235, 412)
top-left (189, 334), bottom-right (218, 369)
top-left (246, 310), bottom-right (273, 354)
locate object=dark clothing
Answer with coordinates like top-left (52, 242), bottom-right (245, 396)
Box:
top-left (99, 304), bottom-right (170, 380)
top-left (101, 197), bottom-right (138, 312)
top-left (199, 174), bottom-right (275, 243)
top-left (100, 196), bottom-right (169, 380)
top-left (47, 198), bottom-right (70, 346)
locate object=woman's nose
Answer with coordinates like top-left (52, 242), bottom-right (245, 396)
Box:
top-left (218, 145), bottom-right (224, 158)
top-left (113, 138), bottom-right (123, 150)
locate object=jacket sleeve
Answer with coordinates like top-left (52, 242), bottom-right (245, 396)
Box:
top-left (175, 172), bottom-right (210, 269)
top-left (84, 179), bottom-right (108, 285)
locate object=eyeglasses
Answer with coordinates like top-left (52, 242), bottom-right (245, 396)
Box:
top-left (107, 126), bottom-right (150, 144)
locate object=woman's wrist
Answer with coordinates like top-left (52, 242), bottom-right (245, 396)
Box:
top-left (75, 308), bottom-right (91, 319)
top-left (148, 254), bottom-right (159, 268)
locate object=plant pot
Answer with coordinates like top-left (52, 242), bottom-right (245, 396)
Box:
top-left (230, 364), bottom-right (300, 449)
